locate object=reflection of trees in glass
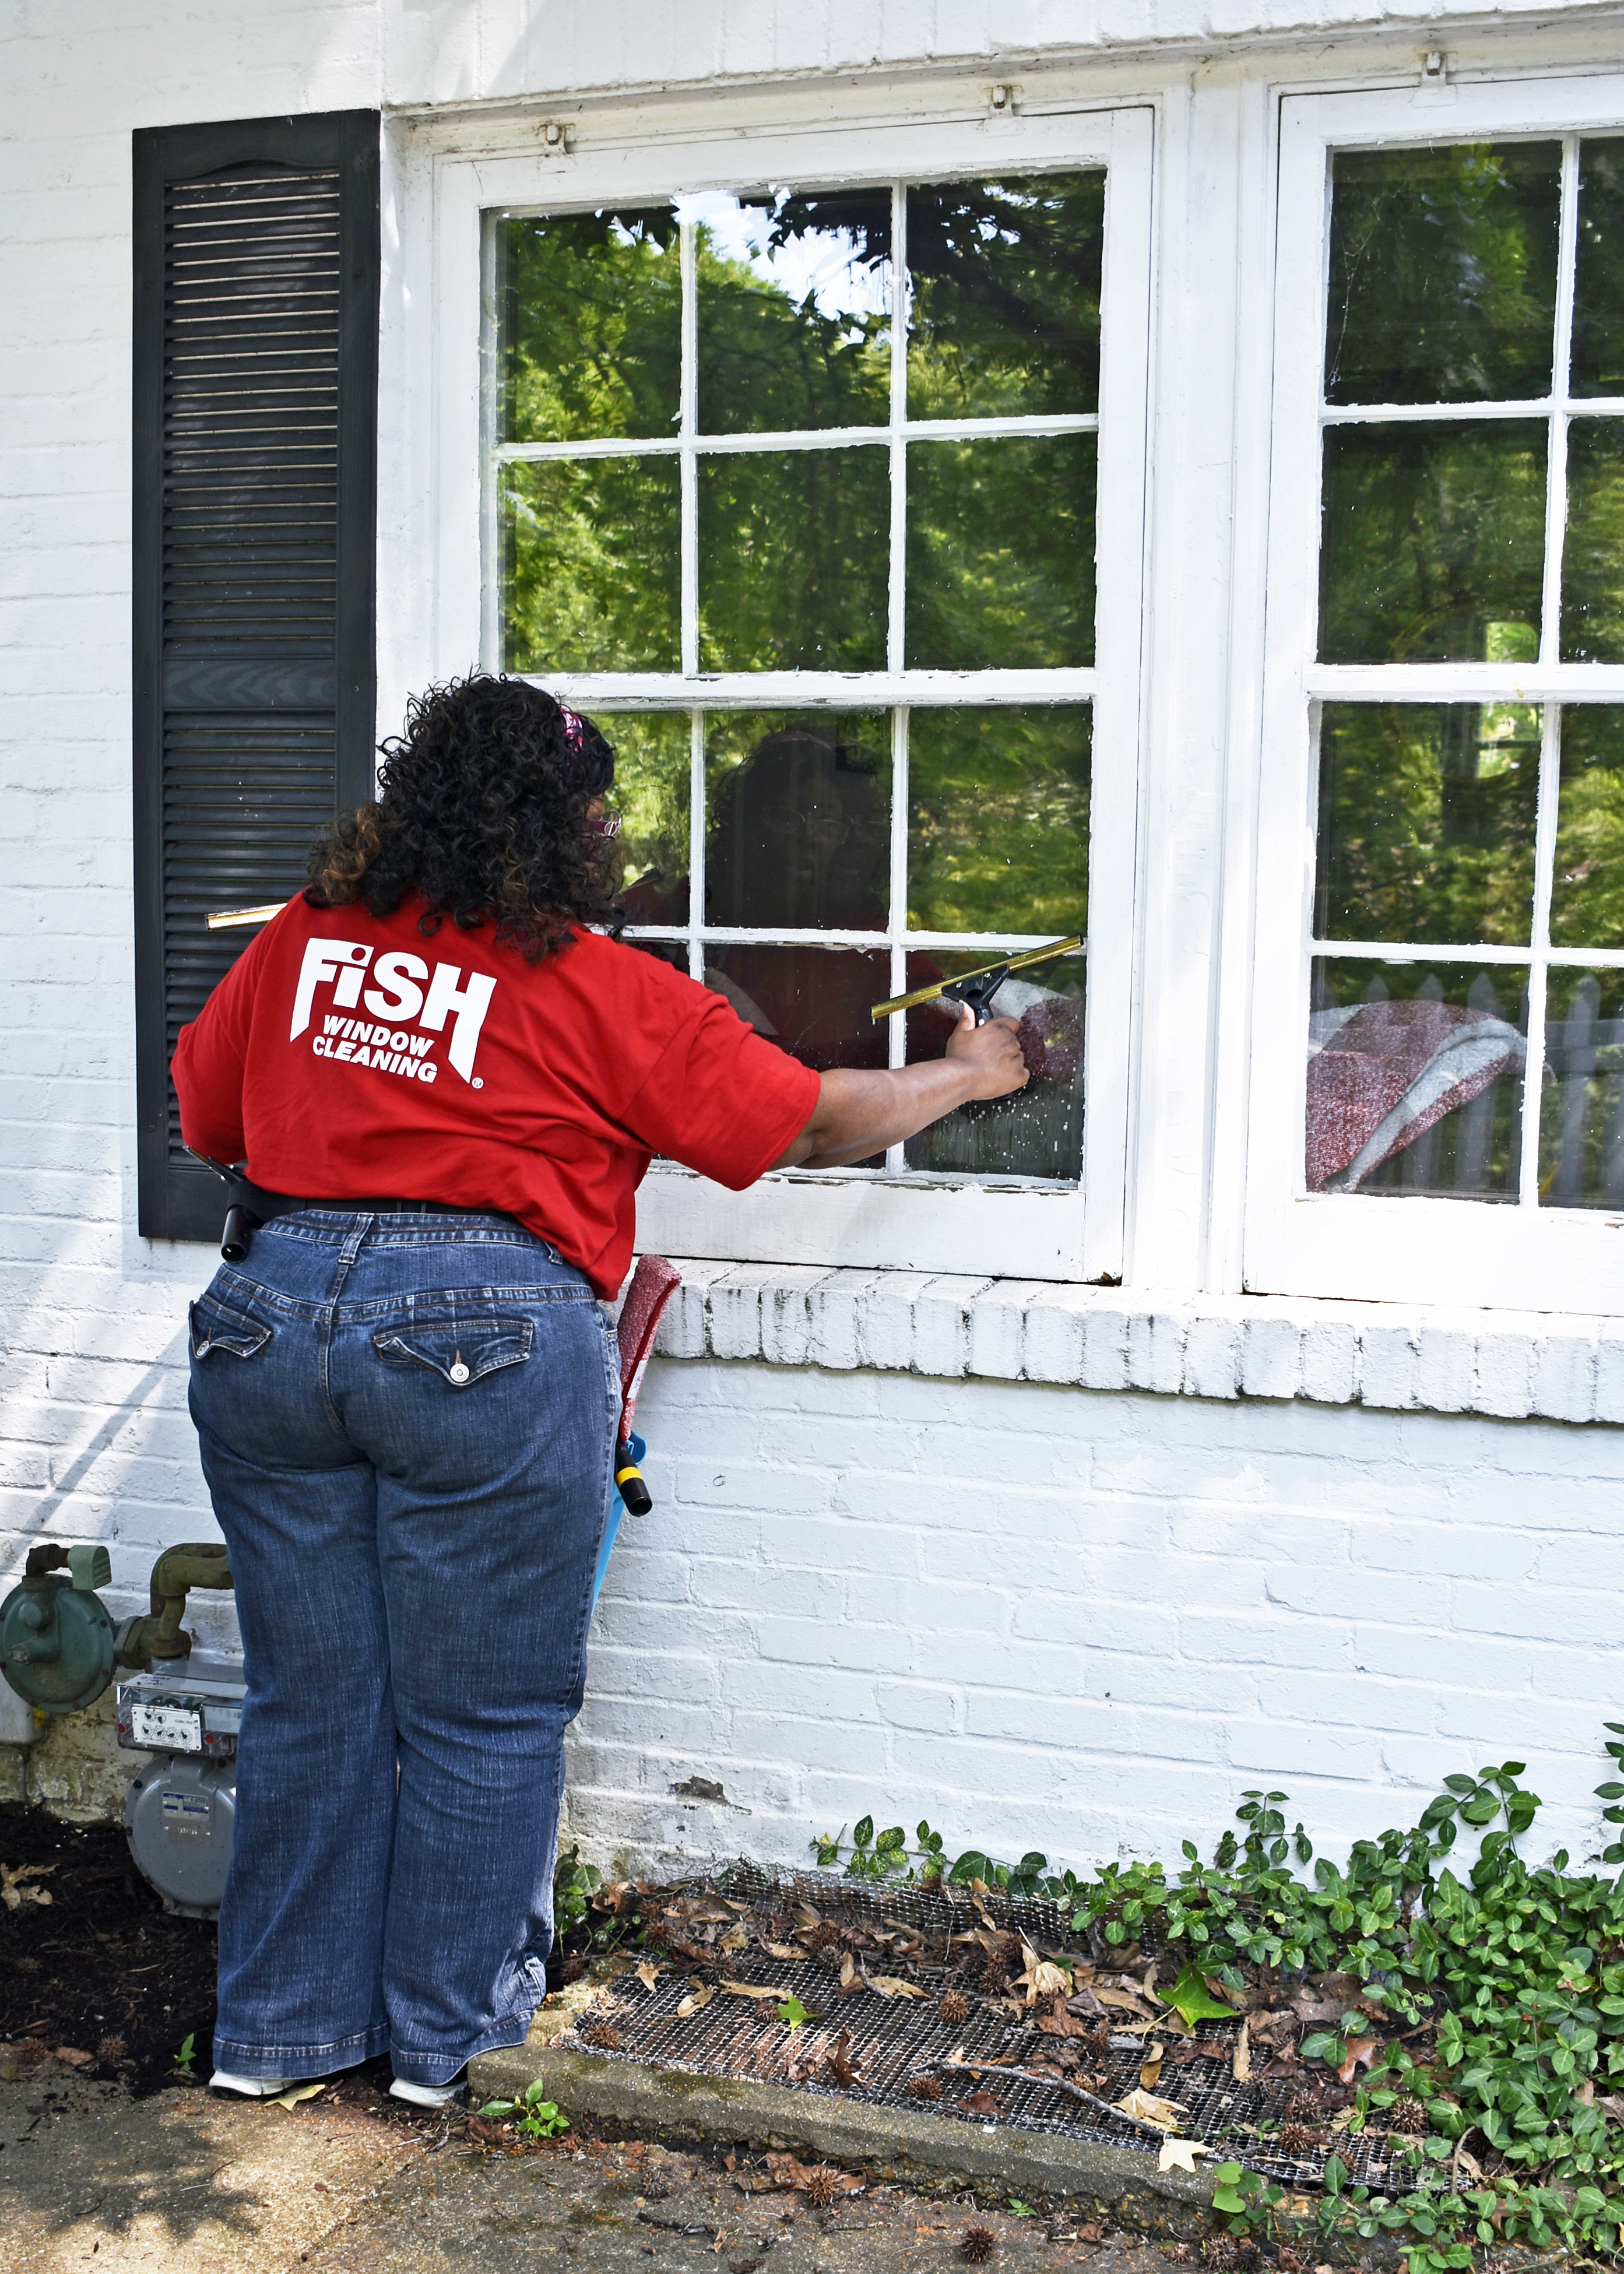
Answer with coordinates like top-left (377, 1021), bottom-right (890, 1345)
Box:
top-left (495, 209), bottom-right (680, 443)
top-left (908, 707), bottom-right (1090, 937)
top-left (906, 175), bottom-right (1104, 418)
top-left (906, 435), bottom-right (1095, 669)
top-left (501, 458), bottom-right (680, 672)
top-left (1563, 420), bottom-right (1624, 663)
top-left (704, 714), bottom-right (891, 929)
top-left (1314, 702), bottom-right (1538, 946)
top-left (1319, 421), bottom-right (1546, 662)
top-left (1539, 965), bottom-right (1624, 1207)
top-left (1573, 141), bottom-right (1624, 396)
top-left (697, 192), bottom-right (891, 434)
top-left (697, 449), bottom-right (888, 671)
top-left (597, 712), bottom-right (691, 923)
top-left (1553, 707), bottom-right (1624, 948)
top-left (1324, 143), bottom-right (1559, 405)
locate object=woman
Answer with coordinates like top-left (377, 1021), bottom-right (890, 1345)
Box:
top-left (171, 673), bottom-right (1027, 2106)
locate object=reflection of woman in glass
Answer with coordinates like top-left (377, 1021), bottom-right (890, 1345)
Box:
top-left (622, 722), bottom-right (908, 1070)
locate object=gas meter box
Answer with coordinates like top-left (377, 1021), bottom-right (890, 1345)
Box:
top-left (117, 1657), bottom-right (246, 1917)
top-left (115, 1663), bottom-right (244, 1760)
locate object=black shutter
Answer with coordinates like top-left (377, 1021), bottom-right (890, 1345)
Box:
top-left (133, 111), bottom-right (379, 1242)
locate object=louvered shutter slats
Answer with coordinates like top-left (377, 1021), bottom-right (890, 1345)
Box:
top-left (134, 112), bottom-right (378, 1242)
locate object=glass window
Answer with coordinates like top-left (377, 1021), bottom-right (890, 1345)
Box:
top-left (490, 175), bottom-right (1105, 1188)
top-left (1305, 138), bottom-right (1624, 1211)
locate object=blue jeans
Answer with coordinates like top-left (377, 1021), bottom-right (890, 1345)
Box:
top-left (187, 1208), bottom-right (618, 2086)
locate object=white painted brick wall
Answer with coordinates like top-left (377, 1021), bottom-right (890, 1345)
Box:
top-left (578, 1355), bottom-right (1624, 1878)
top-left (4, 0), bottom-right (1624, 1873)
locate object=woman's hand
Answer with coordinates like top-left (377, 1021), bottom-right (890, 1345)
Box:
top-left (768, 1003), bottom-right (1031, 1172)
top-left (943, 1003), bottom-right (1030, 1097)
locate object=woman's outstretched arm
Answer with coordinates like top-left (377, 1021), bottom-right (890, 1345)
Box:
top-left (770, 1004), bottom-right (1030, 1170)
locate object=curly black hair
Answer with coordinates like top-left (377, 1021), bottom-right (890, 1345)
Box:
top-left (305, 674), bottom-right (620, 962)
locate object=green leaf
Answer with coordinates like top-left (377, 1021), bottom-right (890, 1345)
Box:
top-left (1007, 2199), bottom-right (1035, 2217)
top-left (776, 1995), bottom-right (810, 2030)
top-left (1165, 1963), bottom-right (1239, 2026)
top-left (853, 1814), bottom-right (873, 1848)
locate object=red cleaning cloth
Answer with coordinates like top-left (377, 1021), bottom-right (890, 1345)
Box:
top-left (172, 894), bottom-right (819, 1298)
top-left (616, 1254), bottom-right (683, 1435)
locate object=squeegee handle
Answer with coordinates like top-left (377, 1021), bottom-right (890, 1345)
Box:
top-left (940, 965), bottom-right (1011, 1027)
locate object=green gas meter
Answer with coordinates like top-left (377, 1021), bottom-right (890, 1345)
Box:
top-left (1, 1542), bottom-right (117, 1713)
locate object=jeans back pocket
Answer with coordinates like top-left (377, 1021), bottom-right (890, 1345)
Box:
top-left (371, 1314), bottom-right (534, 1389)
top-left (190, 1296), bottom-right (273, 1361)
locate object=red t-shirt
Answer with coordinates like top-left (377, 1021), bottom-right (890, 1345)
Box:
top-left (171, 894), bottom-right (820, 1298)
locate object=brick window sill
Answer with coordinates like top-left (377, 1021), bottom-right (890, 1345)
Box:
top-left (642, 1263), bottom-right (1624, 1426)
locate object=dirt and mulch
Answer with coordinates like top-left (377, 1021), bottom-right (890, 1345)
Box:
top-left (0, 1802), bottom-right (219, 2096)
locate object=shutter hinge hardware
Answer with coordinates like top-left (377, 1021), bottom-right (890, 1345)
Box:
top-left (987, 83), bottom-right (1016, 113)
top-left (537, 118), bottom-right (577, 154)
top-left (1421, 50), bottom-right (1448, 86)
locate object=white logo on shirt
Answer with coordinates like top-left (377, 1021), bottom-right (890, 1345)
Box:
top-left (290, 938), bottom-right (497, 1083)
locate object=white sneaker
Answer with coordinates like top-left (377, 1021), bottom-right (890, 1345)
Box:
top-left (210, 2069), bottom-right (290, 2097)
top-left (389, 2074), bottom-right (465, 2108)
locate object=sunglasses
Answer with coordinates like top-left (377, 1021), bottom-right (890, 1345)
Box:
top-left (586, 810), bottom-right (622, 838)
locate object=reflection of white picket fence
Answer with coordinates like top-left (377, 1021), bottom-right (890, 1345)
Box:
top-left (1544, 987), bottom-right (1624, 1210)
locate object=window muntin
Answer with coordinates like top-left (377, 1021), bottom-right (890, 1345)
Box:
top-left (1305, 137), bottom-right (1624, 1216)
top-left (488, 176), bottom-right (1104, 1188)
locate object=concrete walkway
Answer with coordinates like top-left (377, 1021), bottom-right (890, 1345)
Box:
top-left (0, 2068), bottom-right (1184, 2274)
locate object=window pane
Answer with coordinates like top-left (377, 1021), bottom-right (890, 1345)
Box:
top-left (495, 209), bottom-right (680, 444)
top-left (906, 434), bottom-right (1096, 669)
top-left (500, 458), bottom-right (680, 672)
top-left (695, 190), bottom-right (891, 435)
top-left (704, 714), bottom-right (891, 930)
top-left (601, 713), bottom-right (692, 929)
top-left (1561, 419), bottom-right (1624, 662)
top-left (702, 945), bottom-right (890, 1075)
top-left (1313, 702), bottom-right (1539, 946)
top-left (1318, 421), bottom-right (1545, 663)
top-left (1553, 707), bottom-right (1624, 948)
top-left (1324, 144), bottom-right (1560, 406)
top-left (1571, 140), bottom-right (1624, 398)
top-left (908, 707), bottom-right (1090, 938)
top-left (906, 174), bottom-right (1104, 420)
top-left (697, 448), bottom-right (888, 671)
top-left (903, 948), bottom-right (1085, 1180)
top-left (1306, 958), bottom-right (1527, 1198)
top-left (1539, 968), bottom-right (1624, 1209)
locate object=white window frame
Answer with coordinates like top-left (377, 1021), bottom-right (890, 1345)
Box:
top-left (1247, 75), bottom-right (1624, 1317)
top-left (428, 104), bottom-right (1154, 1282)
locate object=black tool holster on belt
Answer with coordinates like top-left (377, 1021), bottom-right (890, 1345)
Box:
top-left (184, 1150), bottom-right (466, 1262)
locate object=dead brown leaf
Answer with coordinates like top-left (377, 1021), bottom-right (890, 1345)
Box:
top-left (964, 2090), bottom-right (1001, 2117)
top-left (719, 1980), bottom-right (788, 2001)
top-left (866, 1973), bottom-right (927, 2000)
top-left (1013, 1944), bottom-right (1073, 2005)
top-left (52, 2048), bottom-right (94, 2069)
top-left (762, 1942), bottom-right (799, 1960)
top-left (634, 1961), bottom-right (663, 1991)
top-left (1140, 2043), bottom-right (1164, 2090)
top-left (824, 2028), bottom-right (864, 2090)
top-left (1233, 2017), bottom-right (1252, 2084)
top-left (1113, 2086), bottom-right (1188, 2131)
top-left (719, 1925), bottom-right (750, 1954)
top-left (1337, 2036), bottom-right (1380, 2086)
top-left (676, 1983), bottom-right (715, 2017)
top-left (763, 2153), bottom-right (863, 2196)
top-left (0, 1862), bottom-right (55, 1911)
